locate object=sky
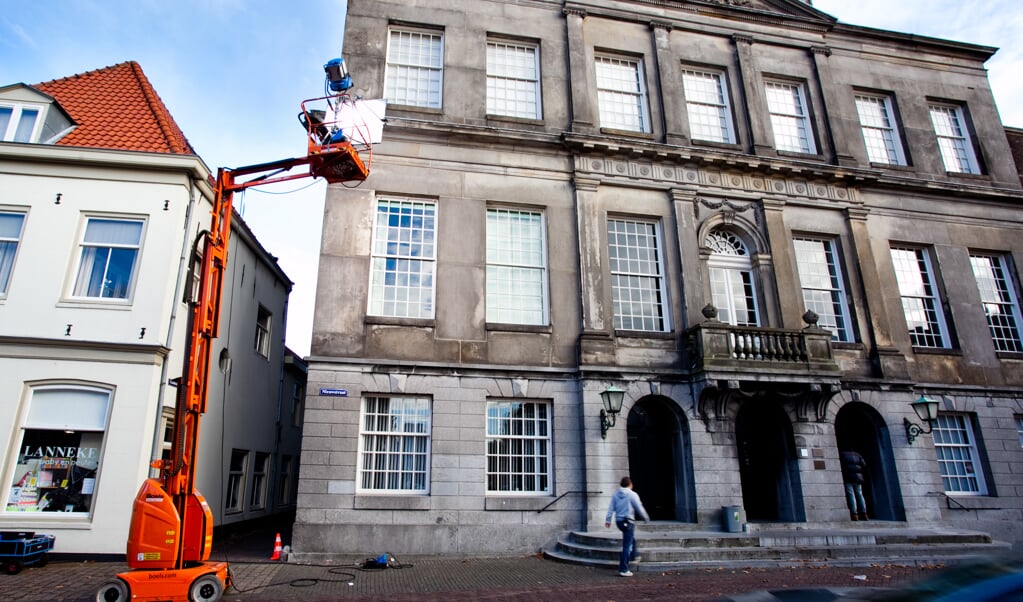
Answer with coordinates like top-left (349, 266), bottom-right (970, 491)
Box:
top-left (2, 1), bottom-right (1021, 357)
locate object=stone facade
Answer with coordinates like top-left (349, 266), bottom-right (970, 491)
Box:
top-left (293, 0), bottom-right (1023, 559)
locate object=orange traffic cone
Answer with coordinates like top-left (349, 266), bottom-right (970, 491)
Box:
top-left (270, 533), bottom-right (282, 561)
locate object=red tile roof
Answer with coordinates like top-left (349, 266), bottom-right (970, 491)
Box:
top-left (34, 61), bottom-right (195, 155)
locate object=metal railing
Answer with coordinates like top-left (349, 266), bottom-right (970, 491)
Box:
top-left (537, 490), bottom-right (602, 514)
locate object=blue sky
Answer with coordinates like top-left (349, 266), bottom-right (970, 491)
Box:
top-left (2, 1), bottom-right (1020, 356)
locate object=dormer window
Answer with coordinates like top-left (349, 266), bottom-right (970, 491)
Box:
top-left (0, 103), bottom-right (42, 143)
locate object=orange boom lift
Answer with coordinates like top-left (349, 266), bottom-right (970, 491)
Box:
top-left (96, 59), bottom-right (372, 602)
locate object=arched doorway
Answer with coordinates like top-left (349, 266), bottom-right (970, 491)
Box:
top-left (735, 401), bottom-right (805, 522)
top-left (835, 402), bottom-right (906, 521)
top-left (626, 397), bottom-right (697, 522)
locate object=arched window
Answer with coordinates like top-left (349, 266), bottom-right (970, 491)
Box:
top-left (707, 229), bottom-right (759, 326)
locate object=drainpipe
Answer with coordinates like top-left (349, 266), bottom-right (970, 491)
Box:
top-left (150, 177), bottom-right (198, 471)
top-left (269, 295), bottom-right (289, 513)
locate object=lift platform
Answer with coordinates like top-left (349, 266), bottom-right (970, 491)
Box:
top-left (94, 58), bottom-right (381, 602)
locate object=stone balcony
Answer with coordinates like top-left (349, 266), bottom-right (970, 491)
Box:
top-left (686, 315), bottom-right (842, 423)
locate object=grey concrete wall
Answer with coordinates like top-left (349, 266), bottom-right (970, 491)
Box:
top-left (296, 0), bottom-right (1023, 556)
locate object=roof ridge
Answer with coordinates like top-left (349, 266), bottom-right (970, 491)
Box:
top-left (125, 61), bottom-right (195, 155)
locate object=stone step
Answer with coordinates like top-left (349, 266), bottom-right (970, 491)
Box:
top-left (542, 526), bottom-right (1011, 571)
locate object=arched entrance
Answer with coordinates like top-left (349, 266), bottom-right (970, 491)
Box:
top-left (626, 397), bottom-right (697, 522)
top-left (835, 402), bottom-right (906, 521)
top-left (735, 401), bottom-right (806, 522)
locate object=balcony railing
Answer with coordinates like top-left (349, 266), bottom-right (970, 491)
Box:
top-left (688, 320), bottom-right (839, 378)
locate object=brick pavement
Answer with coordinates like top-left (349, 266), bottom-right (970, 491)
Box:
top-left (0, 554), bottom-right (943, 602)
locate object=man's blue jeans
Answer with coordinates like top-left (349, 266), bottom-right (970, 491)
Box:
top-left (845, 483), bottom-right (867, 515)
top-left (615, 517), bottom-right (636, 573)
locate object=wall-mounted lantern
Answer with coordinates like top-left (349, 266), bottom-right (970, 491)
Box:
top-left (904, 395), bottom-right (940, 445)
top-left (599, 386), bottom-right (625, 439)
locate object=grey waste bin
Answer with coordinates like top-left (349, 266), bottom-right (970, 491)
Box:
top-left (722, 505), bottom-right (743, 533)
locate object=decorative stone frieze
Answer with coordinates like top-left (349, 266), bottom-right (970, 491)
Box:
top-left (574, 155), bottom-right (855, 203)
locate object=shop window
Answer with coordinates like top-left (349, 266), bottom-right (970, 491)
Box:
top-left (5, 386), bottom-right (110, 515)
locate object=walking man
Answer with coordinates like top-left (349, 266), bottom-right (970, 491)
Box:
top-left (839, 449), bottom-right (869, 521)
top-left (604, 476), bottom-right (650, 576)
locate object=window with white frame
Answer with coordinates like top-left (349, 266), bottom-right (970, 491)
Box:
top-left (855, 93), bottom-right (905, 165)
top-left (608, 218), bottom-right (668, 332)
top-left (486, 400), bottom-right (551, 494)
top-left (970, 253), bottom-right (1023, 353)
top-left (358, 396), bottom-right (431, 493)
top-left (764, 80), bottom-right (816, 154)
top-left (594, 55), bottom-right (649, 133)
top-left (368, 198), bottom-right (436, 319)
top-left (487, 40), bottom-right (541, 119)
top-left (278, 455), bottom-right (294, 505)
top-left (933, 413), bottom-right (987, 495)
top-left (249, 452), bottom-right (270, 509)
top-left (254, 306), bottom-right (271, 358)
top-left (1, 210), bottom-right (26, 296)
top-left (225, 449), bottom-right (248, 513)
top-left (71, 217), bottom-right (144, 300)
top-left (707, 229), bottom-right (759, 326)
top-left (929, 103), bottom-right (980, 174)
top-left (682, 69), bottom-right (735, 144)
top-left (384, 28), bottom-right (444, 109)
top-left (4, 386), bottom-right (110, 515)
top-left (890, 246), bottom-right (950, 348)
top-left (486, 208), bottom-right (548, 325)
top-left (0, 103), bottom-right (42, 143)
top-left (793, 237), bottom-right (852, 342)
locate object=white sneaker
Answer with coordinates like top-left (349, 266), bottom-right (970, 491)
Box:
top-left (619, 570), bottom-right (634, 577)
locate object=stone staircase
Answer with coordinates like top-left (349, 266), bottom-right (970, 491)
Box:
top-left (542, 522), bottom-right (1012, 571)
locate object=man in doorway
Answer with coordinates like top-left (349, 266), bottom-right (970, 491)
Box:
top-left (604, 476), bottom-right (650, 576)
top-left (840, 449), bottom-right (869, 521)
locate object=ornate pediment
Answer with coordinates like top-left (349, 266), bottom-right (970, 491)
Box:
top-left (662, 0), bottom-right (837, 23)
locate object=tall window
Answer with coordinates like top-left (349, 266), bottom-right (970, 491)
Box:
top-left (225, 449), bottom-right (248, 513)
top-left (384, 28), bottom-right (444, 109)
top-left (793, 237), bottom-right (852, 341)
top-left (1016, 415), bottom-right (1023, 448)
top-left (608, 218), bottom-right (668, 332)
top-left (278, 455), bottom-right (294, 505)
top-left (1, 210), bottom-right (26, 296)
top-left (249, 452), bottom-right (270, 509)
top-left (72, 217), bottom-right (144, 300)
top-left (929, 104), bottom-right (980, 174)
top-left (358, 396), bottom-right (430, 493)
top-left (707, 230), bottom-right (758, 326)
top-left (369, 199), bottom-right (436, 319)
top-left (970, 253), bottom-right (1023, 352)
top-left (486, 208), bottom-right (547, 325)
top-left (682, 69), bottom-right (735, 144)
top-left (5, 386), bottom-right (110, 515)
top-left (254, 306), bottom-right (271, 358)
top-left (486, 40), bottom-right (541, 119)
top-left (0, 104), bottom-right (41, 142)
top-left (855, 94), bottom-right (905, 165)
top-left (933, 414), bottom-right (987, 495)
top-left (890, 246), bottom-right (949, 348)
top-left (486, 401), bottom-right (551, 494)
top-left (594, 55), bottom-right (649, 133)
top-left (764, 81), bottom-right (815, 154)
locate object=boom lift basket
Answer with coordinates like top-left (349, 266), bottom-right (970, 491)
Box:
top-left (299, 94), bottom-right (382, 183)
